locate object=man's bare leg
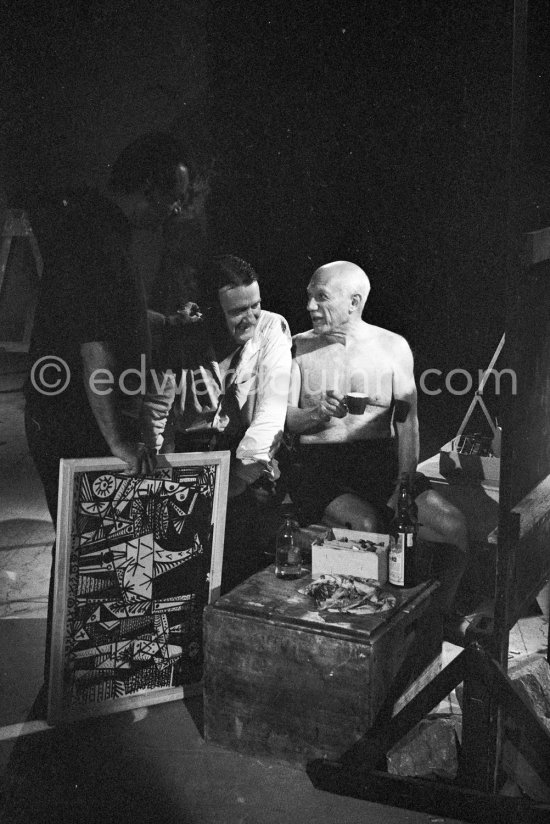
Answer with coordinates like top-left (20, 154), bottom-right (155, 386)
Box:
top-left (416, 489), bottom-right (472, 630)
top-left (416, 489), bottom-right (468, 554)
top-left (322, 492), bottom-right (381, 531)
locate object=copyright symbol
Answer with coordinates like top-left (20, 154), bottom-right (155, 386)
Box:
top-left (30, 356), bottom-right (71, 396)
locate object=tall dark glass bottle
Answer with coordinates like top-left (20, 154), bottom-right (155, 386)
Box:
top-left (388, 474), bottom-right (418, 587)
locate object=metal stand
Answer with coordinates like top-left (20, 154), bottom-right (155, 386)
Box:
top-left (455, 333), bottom-right (505, 444)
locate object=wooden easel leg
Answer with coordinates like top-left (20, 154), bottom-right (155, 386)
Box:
top-left (307, 760), bottom-right (550, 824)
top-left (456, 643), bottom-right (500, 792)
top-left (338, 649), bottom-right (468, 770)
top-left (308, 643), bottom-right (550, 823)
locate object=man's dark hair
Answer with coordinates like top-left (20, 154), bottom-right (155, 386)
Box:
top-left (204, 254), bottom-right (258, 302)
top-left (108, 132), bottom-right (189, 195)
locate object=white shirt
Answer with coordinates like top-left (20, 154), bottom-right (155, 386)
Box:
top-left (173, 310), bottom-right (292, 483)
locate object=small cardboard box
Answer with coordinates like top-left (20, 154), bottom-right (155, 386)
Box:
top-left (439, 439), bottom-right (500, 483)
top-left (311, 528), bottom-right (390, 584)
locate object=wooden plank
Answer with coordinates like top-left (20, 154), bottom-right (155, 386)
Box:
top-left (524, 226), bottom-right (550, 265)
top-left (339, 648), bottom-right (467, 770)
top-left (307, 761), bottom-right (550, 824)
top-left (511, 473), bottom-right (550, 540)
top-left (335, 642), bottom-right (550, 801)
top-left (505, 262), bottom-right (550, 510)
top-left (496, 505), bottom-right (550, 631)
top-left (210, 565), bottom-right (439, 642)
top-left (457, 648), bottom-right (499, 792)
top-left (476, 651), bottom-right (550, 786)
top-left (502, 741), bottom-right (550, 804)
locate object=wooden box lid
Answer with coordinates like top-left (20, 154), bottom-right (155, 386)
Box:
top-left (208, 566), bottom-right (439, 643)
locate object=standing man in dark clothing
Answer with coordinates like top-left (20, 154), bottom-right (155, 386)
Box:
top-left (24, 132), bottom-right (191, 697)
top-left (26, 132), bottom-right (191, 520)
top-left (141, 162), bottom-right (212, 452)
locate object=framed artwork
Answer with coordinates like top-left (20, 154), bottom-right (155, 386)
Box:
top-left (48, 451), bottom-right (230, 725)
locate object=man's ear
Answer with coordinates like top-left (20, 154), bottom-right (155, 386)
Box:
top-left (350, 293), bottom-right (361, 311)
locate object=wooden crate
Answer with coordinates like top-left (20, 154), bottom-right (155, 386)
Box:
top-left (203, 567), bottom-right (441, 764)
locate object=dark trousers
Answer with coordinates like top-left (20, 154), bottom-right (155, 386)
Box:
top-left (173, 431), bottom-right (280, 595)
top-left (219, 487), bottom-right (280, 595)
top-left (24, 406), bottom-right (119, 523)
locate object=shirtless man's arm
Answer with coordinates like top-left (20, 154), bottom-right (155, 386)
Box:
top-left (387, 335), bottom-right (419, 512)
top-left (286, 359), bottom-right (348, 434)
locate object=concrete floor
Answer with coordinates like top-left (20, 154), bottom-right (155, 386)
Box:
top-left (0, 350), bottom-right (547, 824)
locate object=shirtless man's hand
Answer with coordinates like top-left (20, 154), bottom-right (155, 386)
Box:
top-left (314, 389), bottom-right (348, 422)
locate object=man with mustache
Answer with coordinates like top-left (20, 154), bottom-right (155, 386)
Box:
top-left (142, 254), bottom-right (292, 591)
top-left (285, 260), bottom-right (470, 638)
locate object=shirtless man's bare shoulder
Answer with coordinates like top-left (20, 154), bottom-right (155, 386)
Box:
top-left (355, 321), bottom-right (410, 353)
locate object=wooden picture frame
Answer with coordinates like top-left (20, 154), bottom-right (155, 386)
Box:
top-left (48, 451), bottom-right (230, 725)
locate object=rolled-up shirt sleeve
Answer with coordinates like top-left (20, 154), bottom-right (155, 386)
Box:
top-left (235, 315), bottom-right (292, 483)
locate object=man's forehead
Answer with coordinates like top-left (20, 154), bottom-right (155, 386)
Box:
top-left (219, 281), bottom-right (261, 307)
top-left (308, 271), bottom-right (340, 293)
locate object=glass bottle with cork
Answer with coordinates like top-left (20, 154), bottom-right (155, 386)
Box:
top-left (388, 472), bottom-right (418, 588)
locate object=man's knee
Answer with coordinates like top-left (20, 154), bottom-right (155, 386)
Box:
top-left (419, 490), bottom-right (469, 551)
top-left (322, 493), bottom-right (380, 531)
top-left (439, 503), bottom-right (468, 551)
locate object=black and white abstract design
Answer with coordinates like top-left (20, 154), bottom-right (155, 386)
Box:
top-left (49, 454), bottom-right (228, 723)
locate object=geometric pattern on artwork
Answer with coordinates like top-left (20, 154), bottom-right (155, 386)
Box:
top-left (61, 464), bottom-right (219, 712)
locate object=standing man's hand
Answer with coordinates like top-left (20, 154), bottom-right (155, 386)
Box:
top-left (82, 341), bottom-right (156, 476)
top-left (167, 302), bottom-right (203, 326)
top-left (112, 441), bottom-right (156, 475)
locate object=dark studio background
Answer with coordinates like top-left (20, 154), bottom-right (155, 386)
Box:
top-left (1, 0), bottom-right (549, 447)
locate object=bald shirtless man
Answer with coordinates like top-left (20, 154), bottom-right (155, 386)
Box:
top-left (286, 261), bottom-right (469, 623)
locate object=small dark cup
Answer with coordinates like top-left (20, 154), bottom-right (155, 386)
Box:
top-left (346, 392), bottom-right (369, 414)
